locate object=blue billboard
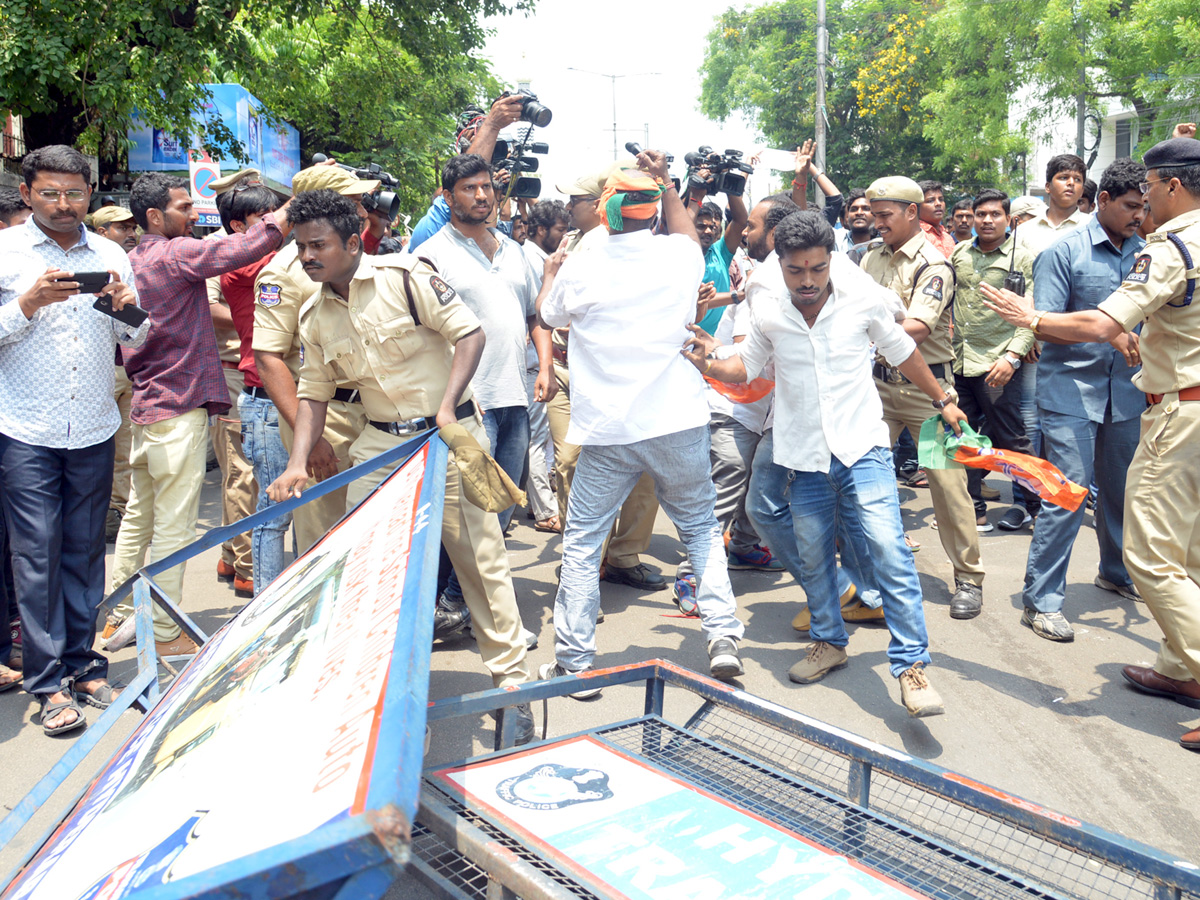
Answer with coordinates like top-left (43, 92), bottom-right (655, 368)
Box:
top-left (128, 83), bottom-right (300, 193)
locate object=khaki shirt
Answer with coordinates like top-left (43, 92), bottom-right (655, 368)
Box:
top-left (951, 234), bottom-right (1036, 376)
top-left (860, 232), bottom-right (956, 367)
top-left (296, 254), bottom-right (481, 421)
top-left (1098, 207), bottom-right (1200, 394)
top-left (251, 242), bottom-right (312, 380)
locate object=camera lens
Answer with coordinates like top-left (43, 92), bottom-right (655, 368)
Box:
top-left (522, 99), bottom-right (553, 128)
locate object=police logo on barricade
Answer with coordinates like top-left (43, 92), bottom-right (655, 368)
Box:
top-left (495, 764), bottom-right (613, 811)
top-left (430, 275), bottom-right (456, 306)
top-left (258, 283), bottom-right (283, 307)
top-left (1127, 255), bottom-right (1152, 284)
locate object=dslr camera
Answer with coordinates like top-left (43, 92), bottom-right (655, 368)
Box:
top-left (499, 90), bottom-right (553, 128)
top-left (311, 154), bottom-right (401, 220)
top-left (492, 137), bottom-right (549, 200)
top-left (683, 146), bottom-right (755, 197)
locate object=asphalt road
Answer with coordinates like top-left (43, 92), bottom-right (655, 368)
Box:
top-left (2, 467), bottom-right (1197, 895)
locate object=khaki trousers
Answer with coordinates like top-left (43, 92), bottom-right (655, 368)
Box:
top-left (211, 367), bottom-right (255, 578)
top-left (110, 408), bottom-right (208, 641)
top-left (280, 399), bottom-right (368, 553)
top-left (347, 421), bottom-right (530, 688)
top-left (546, 361), bottom-right (659, 568)
top-left (110, 366), bottom-right (134, 515)
top-left (1123, 399), bottom-right (1200, 685)
top-left (879, 375), bottom-right (984, 586)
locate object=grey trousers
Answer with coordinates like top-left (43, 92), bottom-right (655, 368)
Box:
top-left (677, 413), bottom-right (762, 579)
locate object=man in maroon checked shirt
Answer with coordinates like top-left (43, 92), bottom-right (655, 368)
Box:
top-left (107, 173), bottom-right (291, 657)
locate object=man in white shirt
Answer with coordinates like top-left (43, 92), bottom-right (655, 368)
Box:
top-left (687, 210), bottom-right (966, 717)
top-left (537, 152), bottom-right (746, 689)
top-left (0, 146), bottom-right (148, 734)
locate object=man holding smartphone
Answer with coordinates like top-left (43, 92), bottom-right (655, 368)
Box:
top-left (0, 145), bottom-right (147, 735)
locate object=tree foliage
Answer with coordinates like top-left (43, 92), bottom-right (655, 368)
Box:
top-left (700, 0), bottom-right (1200, 197)
top-left (0, 0), bottom-right (525, 186)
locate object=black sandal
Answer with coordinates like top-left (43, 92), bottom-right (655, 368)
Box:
top-left (74, 679), bottom-right (123, 710)
top-left (40, 694), bottom-right (86, 736)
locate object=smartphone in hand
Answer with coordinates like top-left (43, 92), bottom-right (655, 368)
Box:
top-left (93, 294), bottom-right (149, 328)
top-left (54, 271), bottom-right (111, 294)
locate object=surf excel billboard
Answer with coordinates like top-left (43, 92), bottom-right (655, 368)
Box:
top-left (1, 437), bottom-right (446, 900)
top-left (127, 84), bottom-right (301, 195)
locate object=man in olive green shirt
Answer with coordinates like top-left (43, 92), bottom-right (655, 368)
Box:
top-left (949, 189), bottom-right (1037, 530)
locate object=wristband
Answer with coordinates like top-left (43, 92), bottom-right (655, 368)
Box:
top-left (791, 178), bottom-right (808, 189)
top-left (703, 357), bottom-right (713, 375)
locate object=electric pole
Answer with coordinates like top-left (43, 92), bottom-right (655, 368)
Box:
top-left (815, 0), bottom-right (828, 209)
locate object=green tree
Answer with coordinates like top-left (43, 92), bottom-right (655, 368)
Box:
top-left (0, 0), bottom-right (526, 170)
top-left (214, 14), bottom-right (500, 217)
top-left (699, 0), bottom-right (959, 196)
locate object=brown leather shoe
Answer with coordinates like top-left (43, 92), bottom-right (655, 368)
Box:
top-left (155, 634), bottom-right (199, 658)
top-left (233, 574), bottom-right (254, 597)
top-left (1122, 665), bottom-right (1200, 709)
top-left (793, 583), bottom-right (858, 632)
top-left (217, 559), bottom-right (236, 581)
top-left (1182, 727), bottom-right (1200, 751)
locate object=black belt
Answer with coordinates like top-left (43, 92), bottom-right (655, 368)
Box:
top-left (332, 388), bottom-right (362, 404)
top-left (242, 386), bottom-right (270, 400)
top-left (873, 361), bottom-right (947, 385)
top-left (370, 400), bottom-right (474, 436)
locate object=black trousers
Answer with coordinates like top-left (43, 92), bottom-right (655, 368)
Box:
top-left (0, 488), bottom-right (13, 666)
top-left (954, 372), bottom-right (1040, 516)
top-left (0, 434), bottom-right (114, 695)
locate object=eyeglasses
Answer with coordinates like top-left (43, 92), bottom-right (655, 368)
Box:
top-left (1138, 178), bottom-right (1167, 193)
top-left (36, 189), bottom-right (87, 202)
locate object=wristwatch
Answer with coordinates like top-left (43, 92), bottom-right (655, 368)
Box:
top-left (1005, 352), bottom-right (1023, 370)
top-left (731, 288), bottom-right (741, 304)
top-left (931, 392), bottom-right (954, 410)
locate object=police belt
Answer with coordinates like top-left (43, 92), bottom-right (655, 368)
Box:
top-left (873, 362), bottom-right (947, 385)
top-left (370, 400), bottom-right (475, 436)
top-left (1145, 386), bottom-right (1200, 406)
top-left (332, 388), bottom-right (362, 404)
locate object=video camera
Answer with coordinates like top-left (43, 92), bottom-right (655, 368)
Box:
top-left (498, 90), bottom-right (553, 128)
top-left (683, 146), bottom-right (754, 197)
top-left (492, 135), bottom-right (549, 201)
top-left (310, 154), bottom-right (401, 221)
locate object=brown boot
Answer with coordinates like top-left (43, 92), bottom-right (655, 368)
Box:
top-left (793, 583), bottom-right (858, 632)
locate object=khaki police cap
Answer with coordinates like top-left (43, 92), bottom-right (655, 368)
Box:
top-left (1010, 195), bottom-right (1048, 219)
top-left (866, 176), bottom-right (925, 205)
top-left (90, 206), bottom-right (135, 228)
top-left (209, 168), bottom-right (262, 196)
top-left (439, 423), bottom-right (526, 512)
top-left (291, 165), bottom-right (380, 197)
top-left (555, 157), bottom-right (639, 199)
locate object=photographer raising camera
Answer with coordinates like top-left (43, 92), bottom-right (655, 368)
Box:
top-left (683, 149), bottom-right (750, 335)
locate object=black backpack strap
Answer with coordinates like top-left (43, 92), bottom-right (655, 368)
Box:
top-left (1164, 232), bottom-right (1196, 308)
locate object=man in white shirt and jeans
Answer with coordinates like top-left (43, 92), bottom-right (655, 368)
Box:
top-left (686, 210), bottom-right (966, 717)
top-left (536, 151), bottom-right (746, 690)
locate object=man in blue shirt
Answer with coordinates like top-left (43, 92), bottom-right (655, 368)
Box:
top-left (1021, 157), bottom-right (1149, 642)
top-left (690, 189), bottom-right (748, 334)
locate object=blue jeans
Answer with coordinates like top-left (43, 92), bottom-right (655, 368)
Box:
top-left (443, 404), bottom-right (531, 603)
top-left (746, 430), bottom-right (881, 609)
top-left (786, 448), bottom-right (931, 676)
top-left (1023, 407), bottom-right (1139, 613)
top-left (239, 392), bottom-right (291, 594)
top-left (556, 426), bottom-right (743, 671)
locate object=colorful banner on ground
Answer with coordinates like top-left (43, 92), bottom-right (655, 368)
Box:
top-left (2, 443), bottom-right (441, 900)
top-left (128, 83), bottom-right (301, 194)
top-left (436, 736), bottom-right (931, 900)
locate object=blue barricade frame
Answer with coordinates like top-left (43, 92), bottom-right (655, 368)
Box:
top-left (1, 431), bottom-right (447, 900)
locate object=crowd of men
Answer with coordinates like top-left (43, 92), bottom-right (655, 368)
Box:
top-left (0, 93), bottom-right (1198, 755)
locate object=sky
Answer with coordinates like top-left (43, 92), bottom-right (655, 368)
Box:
top-left (479, 0), bottom-right (791, 206)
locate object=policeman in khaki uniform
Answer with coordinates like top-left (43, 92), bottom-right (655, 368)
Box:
top-left (861, 177), bottom-right (986, 620)
top-left (981, 135), bottom-right (1200, 753)
top-left (267, 190), bottom-right (534, 742)
top-left (252, 166), bottom-right (377, 553)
